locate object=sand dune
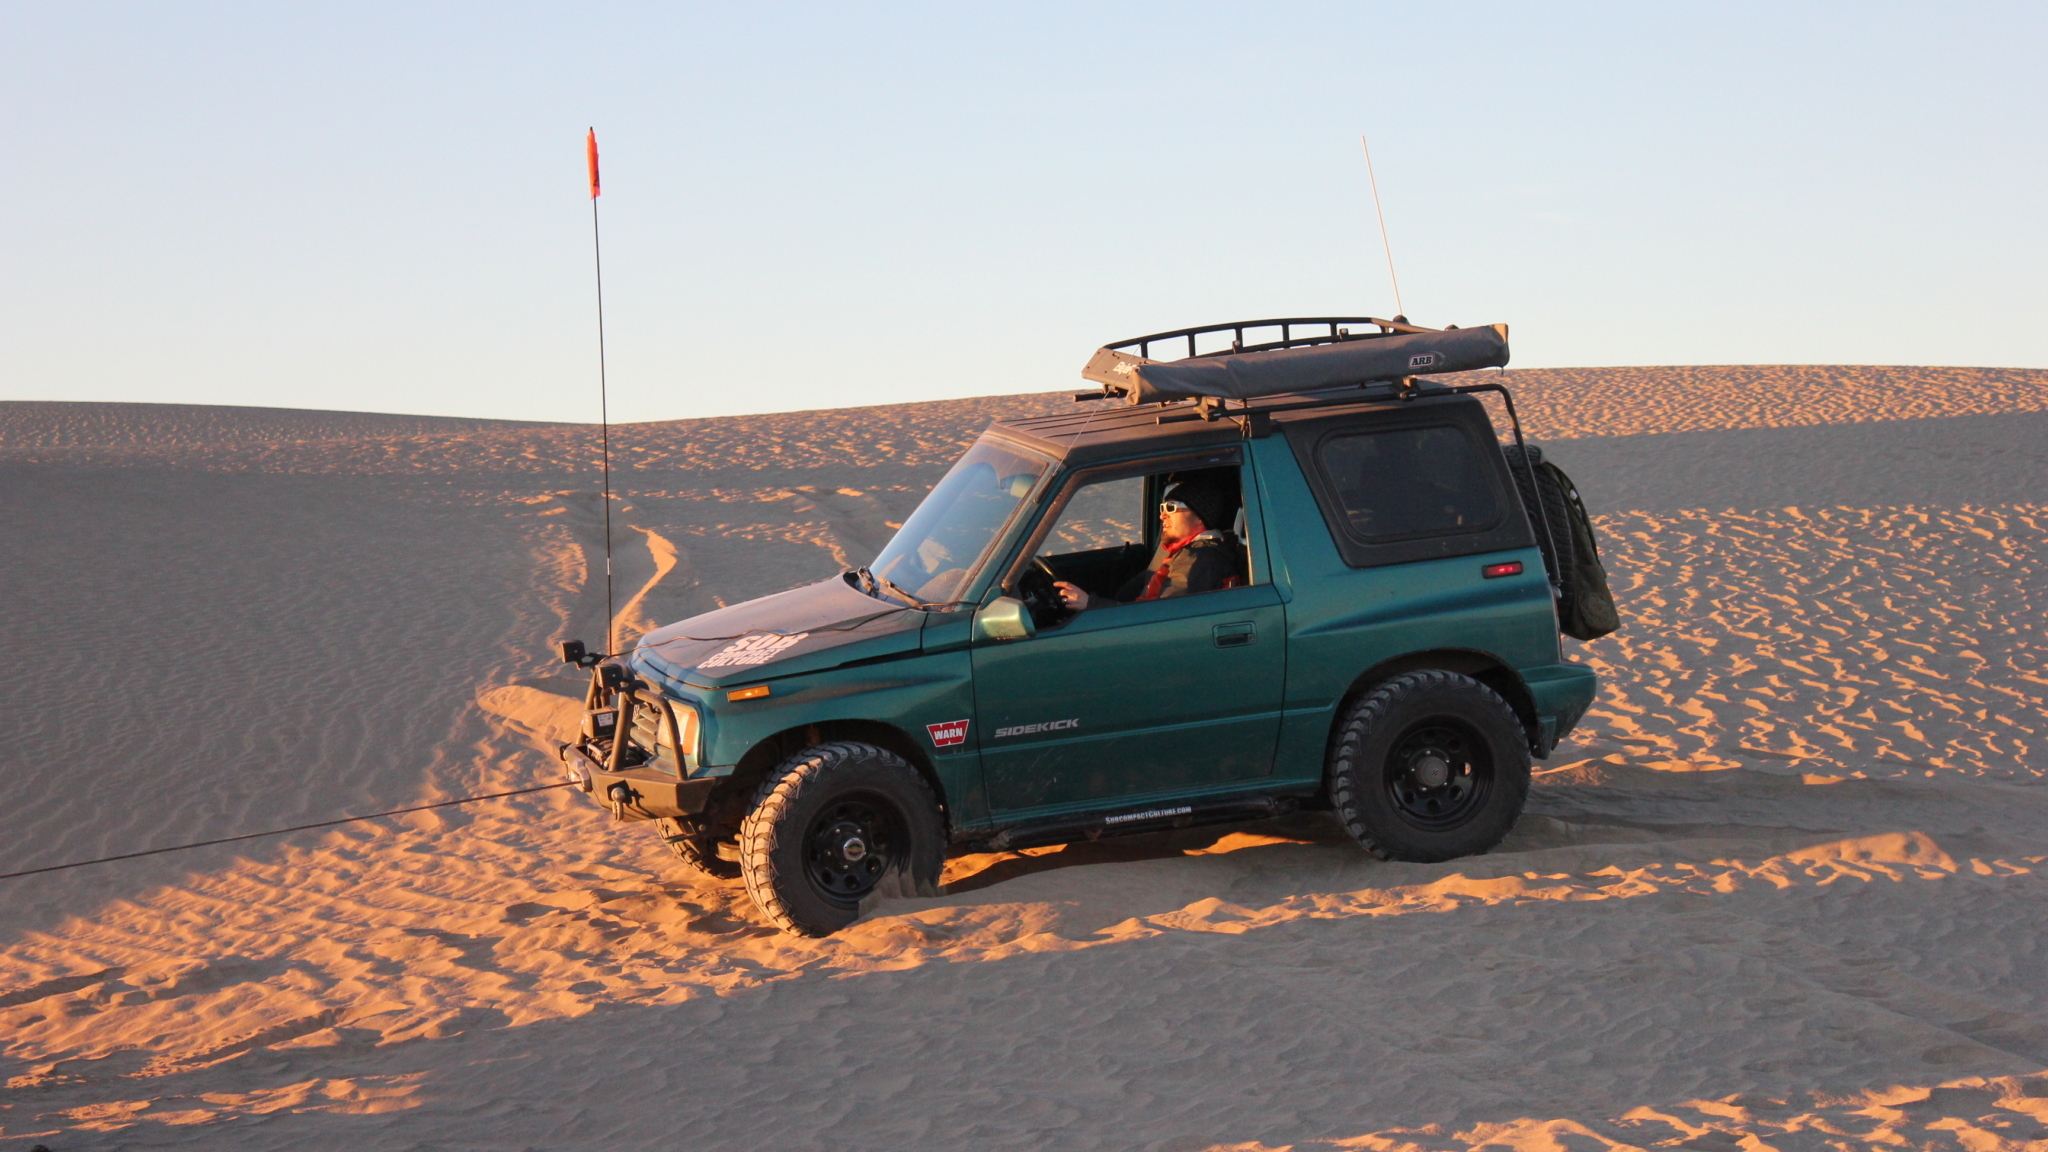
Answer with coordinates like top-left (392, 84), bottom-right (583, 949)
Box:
top-left (3, 366), bottom-right (2047, 1149)
top-left (11, 365), bottom-right (2043, 476)
top-left (0, 400), bottom-right (558, 452)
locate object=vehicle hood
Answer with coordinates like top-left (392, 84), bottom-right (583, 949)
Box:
top-left (629, 574), bottom-right (927, 692)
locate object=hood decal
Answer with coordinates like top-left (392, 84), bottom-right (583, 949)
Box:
top-left (697, 631), bottom-right (810, 669)
top-left (630, 575), bottom-right (928, 689)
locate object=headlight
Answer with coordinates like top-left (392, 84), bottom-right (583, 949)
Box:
top-left (672, 699), bottom-right (700, 759)
top-left (627, 693), bottom-right (699, 770)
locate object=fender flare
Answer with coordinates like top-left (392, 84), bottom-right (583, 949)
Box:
top-left (1330, 649), bottom-right (1544, 758)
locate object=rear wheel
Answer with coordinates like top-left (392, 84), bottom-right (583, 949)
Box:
top-left (1328, 670), bottom-right (1530, 862)
top-left (738, 741), bottom-right (945, 936)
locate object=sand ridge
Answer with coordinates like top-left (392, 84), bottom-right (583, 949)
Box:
top-left (0, 400), bottom-right (559, 451)
top-left (7, 364), bottom-right (2046, 475)
top-left (3, 364), bottom-right (2048, 1148)
top-left (1475, 363), bottom-right (2048, 440)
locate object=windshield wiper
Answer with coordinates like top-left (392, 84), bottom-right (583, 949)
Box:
top-left (853, 566), bottom-right (924, 608)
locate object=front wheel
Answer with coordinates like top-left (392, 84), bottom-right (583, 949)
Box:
top-left (738, 741), bottom-right (945, 936)
top-left (1328, 671), bottom-right (1531, 862)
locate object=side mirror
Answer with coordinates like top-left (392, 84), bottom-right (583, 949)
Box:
top-left (972, 596), bottom-right (1037, 643)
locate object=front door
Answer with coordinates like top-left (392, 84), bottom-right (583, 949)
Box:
top-left (970, 458), bottom-right (1286, 818)
top-left (973, 585), bottom-right (1286, 815)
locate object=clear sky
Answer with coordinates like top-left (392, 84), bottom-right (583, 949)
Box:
top-left (4, 2), bottom-right (2043, 424)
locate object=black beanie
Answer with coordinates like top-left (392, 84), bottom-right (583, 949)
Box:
top-left (1164, 479), bottom-right (1234, 533)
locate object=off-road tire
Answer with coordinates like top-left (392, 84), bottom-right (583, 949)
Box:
top-left (652, 817), bottom-right (742, 880)
top-left (1504, 445), bottom-right (1576, 589)
top-left (1328, 670), bottom-right (1531, 862)
top-left (738, 741), bottom-right (945, 937)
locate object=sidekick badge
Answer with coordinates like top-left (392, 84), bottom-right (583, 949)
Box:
top-left (926, 719), bottom-right (970, 748)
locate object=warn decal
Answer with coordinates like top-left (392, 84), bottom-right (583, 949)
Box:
top-left (926, 719), bottom-right (970, 748)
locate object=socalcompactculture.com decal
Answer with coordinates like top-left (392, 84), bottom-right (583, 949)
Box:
top-left (926, 719), bottom-right (970, 748)
top-left (1104, 805), bottom-right (1193, 826)
top-left (994, 718), bottom-right (1080, 739)
top-left (697, 631), bottom-right (809, 669)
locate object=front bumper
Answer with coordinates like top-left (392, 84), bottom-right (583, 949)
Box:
top-left (558, 741), bottom-right (719, 821)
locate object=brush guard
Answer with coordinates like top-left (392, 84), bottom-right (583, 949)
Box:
top-left (555, 642), bottom-right (717, 822)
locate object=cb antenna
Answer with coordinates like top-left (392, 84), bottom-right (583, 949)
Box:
top-left (1359, 134), bottom-right (1406, 319)
top-left (586, 128), bottom-right (616, 655)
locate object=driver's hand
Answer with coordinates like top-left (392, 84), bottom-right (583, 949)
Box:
top-left (1054, 581), bottom-right (1091, 611)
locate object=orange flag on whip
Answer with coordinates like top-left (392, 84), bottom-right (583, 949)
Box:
top-left (586, 128), bottom-right (601, 199)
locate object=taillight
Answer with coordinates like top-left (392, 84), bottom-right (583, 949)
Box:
top-left (1482, 560), bottom-right (1524, 579)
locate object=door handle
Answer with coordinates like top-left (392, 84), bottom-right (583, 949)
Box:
top-left (1213, 621), bottom-right (1256, 648)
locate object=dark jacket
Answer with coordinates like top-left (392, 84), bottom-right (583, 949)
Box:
top-left (1113, 530), bottom-right (1246, 602)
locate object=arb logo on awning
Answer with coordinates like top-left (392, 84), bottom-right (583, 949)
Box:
top-left (926, 719), bottom-right (970, 747)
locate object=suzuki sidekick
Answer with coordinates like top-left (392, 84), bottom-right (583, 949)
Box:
top-left (556, 317), bottom-right (1610, 935)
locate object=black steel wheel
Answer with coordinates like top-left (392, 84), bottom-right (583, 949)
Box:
top-left (802, 795), bottom-right (903, 901)
top-left (1328, 670), bottom-right (1530, 862)
top-left (739, 741), bottom-right (945, 936)
top-left (1385, 720), bottom-right (1492, 830)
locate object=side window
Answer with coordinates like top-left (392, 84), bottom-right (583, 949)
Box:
top-left (1030, 464), bottom-right (1255, 616)
top-left (1042, 476), bottom-right (1146, 557)
top-left (1317, 426), bottom-right (1500, 541)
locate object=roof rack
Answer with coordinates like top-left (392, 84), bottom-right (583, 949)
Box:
top-left (1080, 316), bottom-right (1507, 407)
top-left (1103, 316), bottom-right (1431, 363)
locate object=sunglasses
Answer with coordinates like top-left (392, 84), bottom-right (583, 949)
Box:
top-left (1158, 499), bottom-right (1194, 515)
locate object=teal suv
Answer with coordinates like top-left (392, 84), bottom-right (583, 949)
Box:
top-left (558, 317), bottom-right (1605, 935)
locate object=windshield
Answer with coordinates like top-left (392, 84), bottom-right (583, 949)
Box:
top-left (869, 436), bottom-right (1050, 604)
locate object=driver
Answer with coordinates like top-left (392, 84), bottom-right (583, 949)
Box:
top-left (1056, 478), bottom-right (1242, 611)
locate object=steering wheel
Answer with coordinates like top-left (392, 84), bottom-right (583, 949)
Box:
top-left (1014, 556), bottom-right (1063, 624)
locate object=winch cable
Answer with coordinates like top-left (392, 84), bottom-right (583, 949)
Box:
top-left (4, 593), bottom-right (956, 881)
top-left (0, 782), bottom-right (575, 882)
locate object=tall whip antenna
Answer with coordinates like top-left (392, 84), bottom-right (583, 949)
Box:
top-left (586, 128), bottom-right (616, 655)
top-left (1359, 134), bottom-right (1406, 318)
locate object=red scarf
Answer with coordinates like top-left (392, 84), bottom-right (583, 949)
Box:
top-left (1137, 532), bottom-right (1202, 601)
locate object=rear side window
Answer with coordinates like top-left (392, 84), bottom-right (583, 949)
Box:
top-left (1318, 425), bottom-right (1501, 541)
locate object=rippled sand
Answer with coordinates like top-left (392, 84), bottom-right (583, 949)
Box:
top-left (3, 365), bottom-right (2047, 1149)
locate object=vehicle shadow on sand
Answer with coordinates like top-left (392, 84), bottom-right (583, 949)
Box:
top-left (939, 813), bottom-right (1353, 895)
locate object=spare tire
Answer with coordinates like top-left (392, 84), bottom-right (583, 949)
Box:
top-left (1502, 443), bottom-right (1575, 590)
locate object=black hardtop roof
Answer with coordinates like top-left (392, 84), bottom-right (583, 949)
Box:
top-left (989, 385), bottom-right (1483, 466)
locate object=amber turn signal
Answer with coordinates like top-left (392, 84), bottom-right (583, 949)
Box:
top-left (726, 684), bottom-right (771, 702)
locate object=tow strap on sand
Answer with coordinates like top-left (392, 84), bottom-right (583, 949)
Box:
top-left (0, 782), bottom-right (574, 882)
